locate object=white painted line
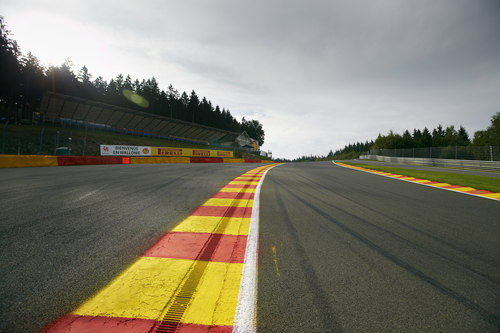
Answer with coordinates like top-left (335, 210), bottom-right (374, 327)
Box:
top-left (332, 161), bottom-right (499, 202)
top-left (233, 164), bottom-right (279, 333)
top-left (74, 186), bottom-right (105, 202)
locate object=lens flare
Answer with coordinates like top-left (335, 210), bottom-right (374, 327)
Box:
top-left (123, 89), bottom-right (149, 108)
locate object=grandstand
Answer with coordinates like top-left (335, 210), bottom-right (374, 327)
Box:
top-left (39, 92), bottom-right (245, 146)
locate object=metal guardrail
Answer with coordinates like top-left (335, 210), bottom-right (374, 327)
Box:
top-left (359, 155), bottom-right (500, 172)
top-left (369, 146), bottom-right (499, 161)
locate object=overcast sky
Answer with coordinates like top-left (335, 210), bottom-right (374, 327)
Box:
top-left (1, 0), bottom-right (499, 158)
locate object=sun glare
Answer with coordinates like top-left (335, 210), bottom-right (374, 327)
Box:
top-left (8, 11), bottom-right (113, 73)
top-left (123, 89), bottom-right (150, 108)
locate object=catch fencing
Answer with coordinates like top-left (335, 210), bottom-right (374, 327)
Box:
top-left (369, 146), bottom-right (499, 161)
top-left (0, 122), bottom-right (255, 158)
top-left (359, 155), bottom-right (500, 172)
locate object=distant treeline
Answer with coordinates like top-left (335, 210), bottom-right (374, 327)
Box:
top-left (372, 125), bottom-right (470, 149)
top-left (276, 141), bottom-right (373, 162)
top-left (371, 112), bottom-right (499, 150)
top-left (0, 16), bottom-right (265, 145)
top-left (284, 112), bottom-right (500, 162)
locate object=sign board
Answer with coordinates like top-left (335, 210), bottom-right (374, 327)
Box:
top-left (100, 145), bottom-right (233, 158)
top-left (100, 145), bottom-right (152, 156)
top-left (150, 147), bottom-right (233, 158)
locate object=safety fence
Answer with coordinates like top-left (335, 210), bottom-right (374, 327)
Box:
top-left (359, 155), bottom-right (500, 172)
top-left (0, 122), bottom-right (259, 157)
top-left (0, 122), bottom-right (267, 160)
top-left (370, 146), bottom-right (499, 161)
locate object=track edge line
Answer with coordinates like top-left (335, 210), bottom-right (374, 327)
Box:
top-left (332, 161), bottom-right (499, 202)
top-left (233, 164), bottom-right (279, 333)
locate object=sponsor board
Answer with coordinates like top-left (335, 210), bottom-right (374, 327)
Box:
top-left (216, 150), bottom-right (233, 157)
top-left (151, 147), bottom-right (233, 158)
top-left (100, 145), bottom-right (233, 158)
top-left (100, 145), bottom-right (152, 156)
top-left (155, 147), bottom-right (184, 156)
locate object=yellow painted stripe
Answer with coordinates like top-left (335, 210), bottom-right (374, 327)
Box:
top-left (182, 260), bottom-right (243, 326)
top-left (429, 183), bottom-right (451, 187)
top-left (172, 216), bottom-right (250, 235)
top-left (219, 187), bottom-right (256, 193)
top-left (236, 174), bottom-right (262, 177)
top-left (400, 177), bottom-right (415, 180)
top-left (480, 193), bottom-right (500, 199)
top-left (234, 177), bottom-right (262, 181)
top-left (73, 257), bottom-right (243, 326)
top-left (228, 181), bottom-right (260, 185)
top-left (451, 187), bottom-right (477, 192)
top-left (412, 179), bottom-right (431, 183)
top-left (73, 257), bottom-right (191, 320)
top-left (203, 198), bottom-right (253, 207)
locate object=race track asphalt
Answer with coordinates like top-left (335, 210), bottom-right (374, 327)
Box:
top-left (258, 161), bottom-right (499, 332)
top-left (1, 161), bottom-right (499, 332)
top-left (0, 163), bottom-right (260, 333)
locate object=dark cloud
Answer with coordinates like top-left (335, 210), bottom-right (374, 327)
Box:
top-left (1, 0), bottom-right (499, 158)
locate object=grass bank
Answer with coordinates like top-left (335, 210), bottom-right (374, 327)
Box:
top-left (342, 162), bottom-right (500, 193)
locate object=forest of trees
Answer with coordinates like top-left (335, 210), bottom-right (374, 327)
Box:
top-left (0, 16), bottom-right (265, 145)
top-left (284, 112), bottom-right (500, 162)
top-left (277, 141), bottom-right (373, 162)
top-left (370, 113), bottom-right (499, 150)
top-left (372, 125), bottom-right (470, 149)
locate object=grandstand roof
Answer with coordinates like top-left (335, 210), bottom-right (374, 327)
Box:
top-left (39, 92), bottom-right (240, 143)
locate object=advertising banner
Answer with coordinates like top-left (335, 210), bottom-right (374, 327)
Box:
top-left (100, 145), bottom-right (152, 156)
top-left (100, 145), bottom-right (233, 158)
top-left (151, 147), bottom-right (233, 158)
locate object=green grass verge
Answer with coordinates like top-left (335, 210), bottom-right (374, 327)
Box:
top-left (342, 162), bottom-right (500, 193)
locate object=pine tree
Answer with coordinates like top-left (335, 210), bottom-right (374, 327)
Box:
top-left (421, 128), bottom-right (432, 147)
top-left (77, 66), bottom-right (92, 84)
top-left (188, 90), bottom-right (199, 123)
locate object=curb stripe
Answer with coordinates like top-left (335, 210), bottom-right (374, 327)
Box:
top-left (212, 192), bottom-right (256, 199)
top-left (229, 181), bottom-right (260, 185)
top-left (191, 206), bottom-right (253, 218)
top-left (43, 163), bottom-right (280, 332)
top-left (203, 198), bottom-right (254, 207)
top-left (42, 315), bottom-right (158, 332)
top-left (42, 315), bottom-right (233, 333)
top-left (219, 187), bottom-right (256, 193)
top-left (143, 232), bottom-right (248, 263)
top-left (171, 216), bottom-right (251, 236)
top-left (334, 162), bottom-right (500, 201)
top-left (223, 184), bottom-right (258, 189)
